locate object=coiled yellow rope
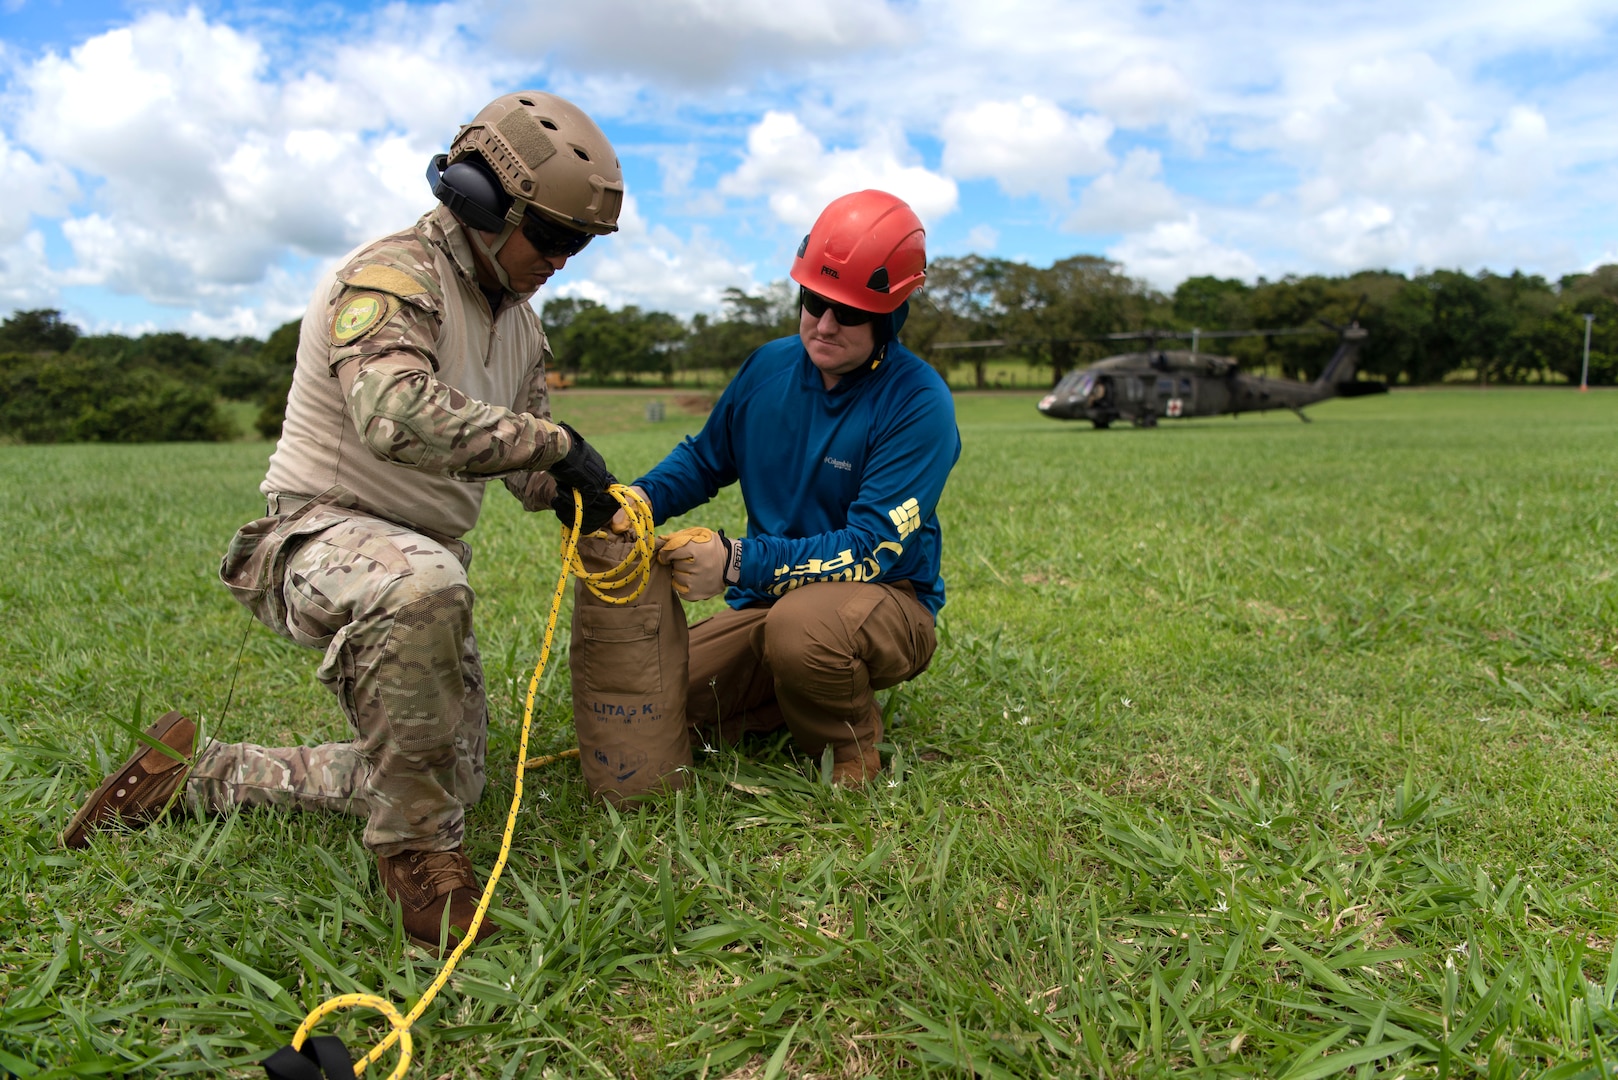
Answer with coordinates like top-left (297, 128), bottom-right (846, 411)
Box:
top-left (285, 484), bottom-right (655, 1080)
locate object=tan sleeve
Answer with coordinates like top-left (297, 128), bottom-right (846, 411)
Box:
top-left (515, 336), bottom-right (555, 420)
top-left (337, 351), bottom-right (572, 481)
top-left (501, 337), bottom-right (563, 510)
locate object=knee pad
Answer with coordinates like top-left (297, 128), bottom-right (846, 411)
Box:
top-left (390, 554), bottom-right (473, 606)
top-left (386, 583), bottom-right (474, 665)
top-left (376, 583), bottom-right (476, 755)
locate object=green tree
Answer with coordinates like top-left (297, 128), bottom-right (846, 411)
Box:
top-left (1358, 271), bottom-right (1522, 385)
top-left (130, 332), bottom-right (219, 381)
top-left (681, 286), bottom-right (796, 381)
top-left (554, 303), bottom-right (686, 383)
top-left (639, 310), bottom-right (686, 382)
top-left (539, 297), bottom-right (599, 379)
top-left (1557, 264), bottom-right (1618, 303)
top-left (0, 352), bottom-right (228, 443)
top-left (995, 256), bottom-right (1158, 385)
top-left (0, 309), bottom-right (79, 354)
top-left (251, 318), bottom-right (302, 439)
top-left (1512, 299), bottom-right (1618, 386)
top-left (907, 255), bottom-right (1011, 388)
top-left (1485, 271), bottom-right (1559, 383)
top-left (1240, 276), bottom-right (1352, 379)
top-left (1171, 276), bottom-right (1251, 330)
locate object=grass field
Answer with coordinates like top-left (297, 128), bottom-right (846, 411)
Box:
top-left (4, 388), bottom-right (1618, 1078)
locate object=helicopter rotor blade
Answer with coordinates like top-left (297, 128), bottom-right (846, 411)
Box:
top-left (930, 325), bottom-right (1332, 351)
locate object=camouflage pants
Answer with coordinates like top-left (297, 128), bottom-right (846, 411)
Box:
top-left (190, 511), bottom-right (487, 856)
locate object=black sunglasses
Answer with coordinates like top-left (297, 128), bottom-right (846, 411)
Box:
top-left (800, 286), bottom-right (876, 327)
top-left (521, 209), bottom-right (594, 259)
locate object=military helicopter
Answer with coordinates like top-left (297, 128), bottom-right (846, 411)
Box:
top-left (934, 321), bottom-right (1386, 428)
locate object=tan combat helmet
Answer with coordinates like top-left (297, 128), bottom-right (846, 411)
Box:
top-left (443, 91), bottom-right (624, 290)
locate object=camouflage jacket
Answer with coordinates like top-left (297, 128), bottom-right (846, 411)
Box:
top-left (261, 205), bottom-right (565, 539)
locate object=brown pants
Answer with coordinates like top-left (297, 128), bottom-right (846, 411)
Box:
top-left (686, 581), bottom-right (937, 761)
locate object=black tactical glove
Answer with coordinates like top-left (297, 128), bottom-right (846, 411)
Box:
top-left (550, 486), bottom-right (623, 536)
top-left (547, 422), bottom-right (620, 534)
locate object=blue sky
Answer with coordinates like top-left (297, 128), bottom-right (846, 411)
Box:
top-left (2, 0), bottom-right (1616, 337)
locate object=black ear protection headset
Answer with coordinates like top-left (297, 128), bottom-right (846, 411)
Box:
top-left (426, 153), bottom-right (510, 234)
top-left (427, 153), bottom-right (595, 261)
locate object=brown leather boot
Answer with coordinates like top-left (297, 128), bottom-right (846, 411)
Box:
top-left (830, 744), bottom-right (882, 788)
top-left (377, 848), bottom-right (499, 955)
top-left (61, 711), bottom-right (196, 849)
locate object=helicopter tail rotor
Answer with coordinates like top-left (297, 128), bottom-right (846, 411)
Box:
top-left (1316, 300), bottom-right (1372, 388)
top-left (1317, 294), bottom-right (1369, 337)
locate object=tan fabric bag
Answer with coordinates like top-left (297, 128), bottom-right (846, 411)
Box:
top-left (569, 533), bottom-right (691, 805)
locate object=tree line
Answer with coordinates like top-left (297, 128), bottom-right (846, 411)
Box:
top-left (2, 259), bottom-right (1614, 443)
top-left (901, 257), bottom-right (1618, 388)
top-left (0, 309), bottom-right (298, 443)
top-left (522, 261), bottom-right (1618, 388)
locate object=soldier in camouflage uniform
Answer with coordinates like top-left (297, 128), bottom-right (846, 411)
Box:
top-left (62, 91), bottom-right (626, 954)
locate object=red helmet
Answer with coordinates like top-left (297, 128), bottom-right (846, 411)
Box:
top-left (790, 190), bottom-right (926, 314)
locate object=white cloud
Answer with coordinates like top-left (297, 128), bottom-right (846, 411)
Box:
top-left (940, 95), bottom-right (1113, 199)
top-left (1108, 214), bottom-right (1259, 290)
top-left (964, 224), bottom-right (1000, 252)
top-left (1487, 105), bottom-right (1554, 196)
top-left (485, 0), bottom-right (909, 87)
top-left (0, 129), bottom-right (79, 243)
top-left (2, 5), bottom-right (505, 335)
top-left (657, 148), bottom-right (699, 195)
top-left (5, 0), bottom-right (1618, 334)
top-left (0, 231), bottom-right (56, 310)
top-left (548, 196), bottom-right (759, 315)
top-left (1205, 42), bottom-right (1580, 273)
top-left (1090, 62), bottom-right (1196, 129)
top-left (719, 111), bottom-right (959, 230)
top-left (1066, 149), bottom-right (1180, 233)
top-left (0, 130), bottom-right (77, 307)
top-left (1299, 198), bottom-right (1405, 268)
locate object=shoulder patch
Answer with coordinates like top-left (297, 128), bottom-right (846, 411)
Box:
top-left (331, 291), bottom-right (398, 346)
top-left (345, 264), bottom-right (432, 302)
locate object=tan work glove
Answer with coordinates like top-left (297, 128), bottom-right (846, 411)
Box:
top-left (656, 526), bottom-right (740, 601)
top-left (609, 485), bottom-right (650, 535)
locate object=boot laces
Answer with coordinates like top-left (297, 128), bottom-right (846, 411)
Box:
top-left (407, 850), bottom-right (473, 897)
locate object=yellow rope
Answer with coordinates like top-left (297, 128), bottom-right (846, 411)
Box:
top-left (287, 484), bottom-right (655, 1080)
top-left (561, 485), bottom-right (657, 608)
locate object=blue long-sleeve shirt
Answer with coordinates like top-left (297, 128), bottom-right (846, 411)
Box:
top-left (636, 334), bottom-right (961, 615)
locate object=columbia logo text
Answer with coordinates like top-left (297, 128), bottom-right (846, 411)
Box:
top-left (823, 456), bottom-right (852, 471)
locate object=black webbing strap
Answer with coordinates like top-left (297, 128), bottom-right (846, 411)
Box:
top-left (263, 1035), bottom-right (357, 1080)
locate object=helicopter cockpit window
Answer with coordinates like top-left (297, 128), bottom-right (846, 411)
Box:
top-left (1076, 374), bottom-right (1094, 396)
top-left (1056, 371), bottom-right (1085, 393)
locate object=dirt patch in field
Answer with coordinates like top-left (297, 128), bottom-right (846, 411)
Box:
top-left (676, 394), bottom-right (716, 414)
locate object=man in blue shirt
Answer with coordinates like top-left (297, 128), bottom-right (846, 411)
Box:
top-left (616, 190), bottom-right (961, 786)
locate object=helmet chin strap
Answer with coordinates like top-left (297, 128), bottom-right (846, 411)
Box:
top-left (468, 202), bottom-right (529, 294)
